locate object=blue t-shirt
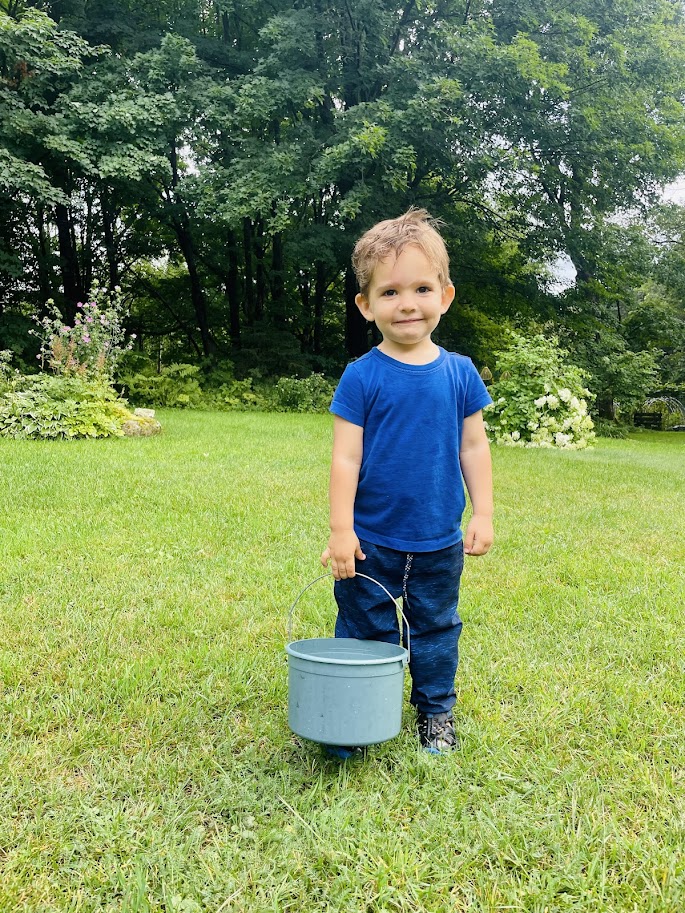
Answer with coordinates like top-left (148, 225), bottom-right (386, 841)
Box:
top-left (330, 346), bottom-right (492, 552)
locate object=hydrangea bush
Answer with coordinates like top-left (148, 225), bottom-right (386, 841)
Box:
top-left (484, 333), bottom-right (595, 450)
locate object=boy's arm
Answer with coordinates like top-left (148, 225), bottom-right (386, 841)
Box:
top-left (459, 410), bottom-right (494, 556)
top-left (320, 415), bottom-right (366, 580)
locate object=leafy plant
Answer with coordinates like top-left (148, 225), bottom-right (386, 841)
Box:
top-left (211, 377), bottom-right (271, 412)
top-left (120, 363), bottom-right (204, 408)
top-left (485, 333), bottom-right (595, 450)
top-left (272, 374), bottom-right (336, 413)
top-left (0, 374), bottom-right (135, 439)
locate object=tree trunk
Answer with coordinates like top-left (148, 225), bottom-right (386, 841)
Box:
top-left (345, 265), bottom-right (368, 356)
top-left (83, 189), bottom-right (94, 294)
top-left (173, 214), bottom-right (214, 356)
top-left (243, 218), bottom-right (256, 324)
top-left (226, 228), bottom-right (241, 346)
top-left (55, 202), bottom-right (85, 317)
top-left (313, 260), bottom-right (326, 355)
top-left (271, 229), bottom-right (285, 325)
top-left (254, 218), bottom-right (266, 321)
top-left (34, 204), bottom-right (54, 305)
top-left (298, 273), bottom-right (312, 351)
top-left (101, 189), bottom-right (120, 290)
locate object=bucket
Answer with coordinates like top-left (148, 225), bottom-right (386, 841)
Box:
top-left (286, 573), bottom-right (409, 747)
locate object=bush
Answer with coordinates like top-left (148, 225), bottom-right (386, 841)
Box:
top-left (0, 374), bottom-right (135, 439)
top-left (593, 419), bottom-right (631, 439)
top-left (210, 377), bottom-right (272, 412)
top-left (120, 363), bottom-right (204, 408)
top-left (119, 363), bottom-right (337, 413)
top-left (272, 374), bottom-right (336, 413)
top-left (0, 349), bottom-right (14, 393)
top-left (32, 282), bottom-right (135, 380)
top-left (485, 333), bottom-right (596, 450)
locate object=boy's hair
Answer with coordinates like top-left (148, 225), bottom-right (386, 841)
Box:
top-left (352, 208), bottom-right (451, 294)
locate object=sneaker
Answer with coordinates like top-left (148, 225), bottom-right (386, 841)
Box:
top-left (417, 711), bottom-right (459, 754)
top-left (323, 744), bottom-right (363, 760)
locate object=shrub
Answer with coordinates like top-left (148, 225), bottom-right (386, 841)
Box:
top-left (120, 364), bottom-right (204, 408)
top-left (211, 377), bottom-right (272, 412)
top-left (272, 374), bottom-right (336, 413)
top-left (0, 350), bottom-right (14, 393)
top-left (32, 282), bottom-right (135, 380)
top-left (485, 333), bottom-right (595, 450)
top-left (0, 374), bottom-right (135, 439)
top-left (593, 419), bottom-right (631, 439)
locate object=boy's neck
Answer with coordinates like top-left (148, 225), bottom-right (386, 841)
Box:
top-left (377, 338), bottom-right (441, 365)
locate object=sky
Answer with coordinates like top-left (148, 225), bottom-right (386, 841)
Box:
top-left (549, 177), bottom-right (685, 293)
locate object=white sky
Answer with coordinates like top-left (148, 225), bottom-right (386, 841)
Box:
top-left (549, 177), bottom-right (685, 292)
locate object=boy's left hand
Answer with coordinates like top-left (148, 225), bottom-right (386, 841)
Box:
top-left (464, 515), bottom-right (494, 556)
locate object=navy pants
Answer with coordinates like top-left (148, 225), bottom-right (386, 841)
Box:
top-left (334, 539), bottom-right (464, 715)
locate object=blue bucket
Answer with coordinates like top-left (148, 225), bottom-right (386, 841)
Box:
top-left (286, 574), bottom-right (409, 747)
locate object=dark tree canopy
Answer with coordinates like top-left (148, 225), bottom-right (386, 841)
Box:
top-left (1, 0), bottom-right (684, 399)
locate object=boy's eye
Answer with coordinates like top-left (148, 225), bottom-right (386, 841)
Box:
top-left (417, 286), bottom-right (431, 293)
top-left (382, 289), bottom-right (397, 297)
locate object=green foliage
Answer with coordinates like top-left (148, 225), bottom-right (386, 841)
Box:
top-left (0, 348), bottom-right (13, 387)
top-left (209, 377), bottom-right (272, 412)
top-left (3, 0), bottom-right (685, 383)
top-left (120, 363), bottom-right (204, 408)
top-left (119, 360), bottom-right (337, 413)
top-left (592, 419), bottom-right (631, 439)
top-left (0, 373), bottom-right (133, 439)
top-left (485, 333), bottom-right (595, 449)
top-left (596, 345), bottom-right (661, 417)
top-left (272, 374), bottom-right (336, 414)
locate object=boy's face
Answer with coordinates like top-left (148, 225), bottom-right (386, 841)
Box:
top-left (355, 245), bottom-right (455, 357)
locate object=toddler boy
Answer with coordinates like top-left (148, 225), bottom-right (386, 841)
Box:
top-left (321, 208), bottom-right (494, 755)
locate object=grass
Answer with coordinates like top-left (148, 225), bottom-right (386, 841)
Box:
top-left (0, 412), bottom-right (684, 912)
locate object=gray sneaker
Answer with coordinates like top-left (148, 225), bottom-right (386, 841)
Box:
top-left (417, 711), bottom-right (459, 753)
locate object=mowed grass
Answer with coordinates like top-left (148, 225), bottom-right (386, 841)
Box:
top-left (0, 412), bottom-right (684, 912)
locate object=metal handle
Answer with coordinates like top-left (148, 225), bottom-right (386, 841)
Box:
top-left (287, 572), bottom-right (411, 662)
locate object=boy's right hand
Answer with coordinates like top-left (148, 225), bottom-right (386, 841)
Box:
top-left (320, 530), bottom-right (366, 580)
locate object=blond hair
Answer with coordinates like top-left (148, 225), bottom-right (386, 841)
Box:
top-left (351, 208), bottom-right (451, 295)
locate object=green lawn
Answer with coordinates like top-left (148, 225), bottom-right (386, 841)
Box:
top-left (1, 413), bottom-right (684, 912)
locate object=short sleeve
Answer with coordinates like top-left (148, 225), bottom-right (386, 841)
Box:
top-left (463, 359), bottom-right (493, 417)
top-left (330, 364), bottom-right (365, 427)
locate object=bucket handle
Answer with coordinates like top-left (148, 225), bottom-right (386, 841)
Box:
top-left (287, 572), bottom-right (411, 663)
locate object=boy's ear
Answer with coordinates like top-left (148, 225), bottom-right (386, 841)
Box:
top-left (355, 292), bottom-right (374, 322)
top-left (441, 284), bottom-right (456, 314)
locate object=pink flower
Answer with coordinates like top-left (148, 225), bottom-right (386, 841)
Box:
top-left (83, 334), bottom-right (91, 343)
top-left (86, 316), bottom-right (94, 323)
top-left (60, 326), bottom-right (71, 334)
top-left (76, 302), bottom-right (84, 308)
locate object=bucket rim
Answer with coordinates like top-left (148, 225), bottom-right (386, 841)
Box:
top-left (286, 637), bottom-right (408, 666)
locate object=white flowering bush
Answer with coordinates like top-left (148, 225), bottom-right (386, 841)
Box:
top-left (484, 333), bottom-right (596, 450)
